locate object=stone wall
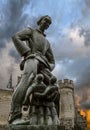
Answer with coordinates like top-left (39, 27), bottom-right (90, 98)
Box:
top-left (0, 89), bottom-right (13, 125)
top-left (58, 79), bottom-right (75, 129)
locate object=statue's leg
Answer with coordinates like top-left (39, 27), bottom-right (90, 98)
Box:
top-left (38, 106), bottom-right (44, 125)
top-left (8, 59), bottom-right (38, 123)
top-left (40, 68), bottom-right (54, 85)
top-left (45, 107), bottom-right (52, 125)
top-left (51, 105), bottom-right (60, 125)
top-left (29, 105), bottom-right (38, 125)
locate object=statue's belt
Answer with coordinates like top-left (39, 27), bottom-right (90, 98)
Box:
top-left (25, 53), bottom-right (50, 69)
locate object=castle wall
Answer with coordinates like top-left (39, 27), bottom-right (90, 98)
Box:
top-left (0, 89), bottom-right (13, 125)
top-left (60, 88), bottom-right (75, 118)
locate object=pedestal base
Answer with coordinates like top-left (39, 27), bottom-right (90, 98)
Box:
top-left (5, 125), bottom-right (60, 130)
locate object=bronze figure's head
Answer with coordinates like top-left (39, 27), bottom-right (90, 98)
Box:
top-left (37, 15), bottom-right (52, 30)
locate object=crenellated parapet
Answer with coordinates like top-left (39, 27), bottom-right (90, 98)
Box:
top-left (58, 79), bottom-right (74, 90)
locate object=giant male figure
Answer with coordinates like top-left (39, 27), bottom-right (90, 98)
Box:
top-left (9, 15), bottom-right (56, 124)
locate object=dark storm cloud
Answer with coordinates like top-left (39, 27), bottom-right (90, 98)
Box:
top-left (76, 66), bottom-right (90, 88)
top-left (85, 0), bottom-right (90, 7)
top-left (0, 39), bottom-right (6, 48)
top-left (84, 30), bottom-right (90, 46)
top-left (81, 100), bottom-right (90, 110)
top-left (65, 56), bottom-right (90, 110)
top-left (9, 49), bottom-right (20, 63)
top-left (0, 0), bottom-right (29, 49)
top-left (79, 27), bottom-right (90, 46)
top-left (75, 65), bottom-right (90, 110)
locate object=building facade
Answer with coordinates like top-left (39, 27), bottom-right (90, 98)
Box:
top-left (0, 89), bottom-right (13, 125)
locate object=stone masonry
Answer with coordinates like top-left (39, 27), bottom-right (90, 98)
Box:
top-left (58, 79), bottom-right (75, 130)
top-left (0, 89), bottom-right (13, 125)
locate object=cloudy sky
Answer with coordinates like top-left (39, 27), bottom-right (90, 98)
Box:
top-left (0, 0), bottom-right (90, 110)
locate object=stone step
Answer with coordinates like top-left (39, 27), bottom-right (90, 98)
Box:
top-left (5, 125), bottom-right (61, 130)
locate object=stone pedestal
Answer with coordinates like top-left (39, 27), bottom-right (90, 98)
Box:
top-left (5, 125), bottom-right (60, 130)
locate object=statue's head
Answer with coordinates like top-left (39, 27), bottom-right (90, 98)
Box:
top-left (36, 74), bottom-right (44, 83)
top-left (50, 76), bottom-right (57, 85)
top-left (37, 15), bottom-right (52, 30)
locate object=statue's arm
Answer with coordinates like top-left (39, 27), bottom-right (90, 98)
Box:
top-left (23, 85), bottom-right (34, 105)
top-left (45, 43), bottom-right (55, 71)
top-left (12, 28), bottom-right (32, 57)
top-left (34, 86), bottom-right (58, 98)
top-left (47, 91), bottom-right (58, 101)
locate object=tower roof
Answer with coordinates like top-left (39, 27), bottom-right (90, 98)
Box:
top-left (58, 79), bottom-right (74, 90)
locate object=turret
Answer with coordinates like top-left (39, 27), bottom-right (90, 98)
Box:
top-left (58, 79), bottom-right (75, 130)
top-left (58, 79), bottom-right (74, 90)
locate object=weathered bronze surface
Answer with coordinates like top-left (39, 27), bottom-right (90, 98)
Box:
top-left (7, 15), bottom-right (60, 129)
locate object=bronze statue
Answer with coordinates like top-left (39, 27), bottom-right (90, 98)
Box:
top-left (22, 75), bottom-right (60, 125)
top-left (8, 15), bottom-right (60, 126)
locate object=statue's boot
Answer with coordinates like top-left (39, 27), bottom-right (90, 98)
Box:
top-left (8, 72), bottom-right (35, 124)
top-left (8, 105), bottom-right (22, 124)
top-left (11, 119), bottom-right (30, 125)
top-left (8, 111), bottom-right (30, 125)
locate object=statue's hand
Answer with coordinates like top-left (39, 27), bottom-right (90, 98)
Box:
top-left (34, 92), bottom-right (44, 98)
top-left (46, 91), bottom-right (58, 101)
top-left (20, 59), bottom-right (25, 70)
top-left (23, 99), bottom-right (29, 106)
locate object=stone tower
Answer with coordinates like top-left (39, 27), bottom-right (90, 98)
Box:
top-left (7, 73), bottom-right (13, 89)
top-left (58, 79), bottom-right (75, 130)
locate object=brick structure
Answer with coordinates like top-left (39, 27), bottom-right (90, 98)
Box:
top-left (0, 89), bottom-right (13, 125)
top-left (58, 79), bottom-right (75, 130)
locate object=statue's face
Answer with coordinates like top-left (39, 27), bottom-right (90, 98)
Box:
top-left (39, 16), bottom-right (51, 30)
